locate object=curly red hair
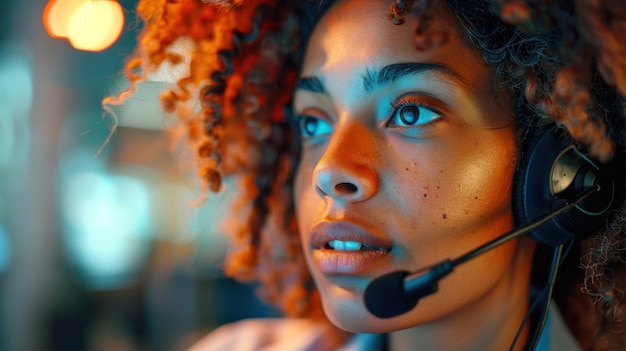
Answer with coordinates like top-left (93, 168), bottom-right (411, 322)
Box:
top-left (106, 0), bottom-right (316, 318)
top-left (107, 0), bottom-right (626, 348)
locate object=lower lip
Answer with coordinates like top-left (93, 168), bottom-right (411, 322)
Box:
top-left (312, 249), bottom-right (390, 275)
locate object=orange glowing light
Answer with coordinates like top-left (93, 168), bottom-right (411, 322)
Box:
top-left (67, 1), bottom-right (125, 52)
top-left (43, 0), bottom-right (89, 39)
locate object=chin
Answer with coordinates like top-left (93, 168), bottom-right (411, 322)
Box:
top-left (320, 293), bottom-right (420, 334)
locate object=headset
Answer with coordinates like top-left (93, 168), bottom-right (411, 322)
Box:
top-left (364, 122), bottom-right (624, 350)
top-left (513, 123), bottom-right (618, 246)
top-left (511, 123), bottom-right (621, 350)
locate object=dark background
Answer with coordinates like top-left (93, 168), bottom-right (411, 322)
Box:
top-left (0, 1), bottom-right (278, 350)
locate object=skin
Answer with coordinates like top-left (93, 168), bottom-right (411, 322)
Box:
top-left (293, 0), bottom-right (537, 350)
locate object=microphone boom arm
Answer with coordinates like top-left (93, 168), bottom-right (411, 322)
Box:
top-left (452, 184), bottom-right (599, 268)
top-left (364, 185), bottom-right (600, 319)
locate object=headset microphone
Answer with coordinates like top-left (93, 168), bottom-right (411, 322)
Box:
top-left (363, 184), bottom-right (600, 319)
top-left (365, 124), bottom-right (621, 319)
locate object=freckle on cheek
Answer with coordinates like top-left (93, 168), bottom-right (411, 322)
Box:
top-left (442, 213), bottom-right (448, 219)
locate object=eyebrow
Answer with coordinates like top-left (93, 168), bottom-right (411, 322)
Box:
top-left (362, 62), bottom-right (466, 92)
top-left (295, 76), bottom-right (326, 94)
top-left (293, 62), bottom-right (466, 96)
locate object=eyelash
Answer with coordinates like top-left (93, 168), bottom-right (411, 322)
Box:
top-left (290, 111), bottom-right (333, 141)
top-left (387, 95), bottom-right (443, 128)
top-left (290, 95), bottom-right (443, 141)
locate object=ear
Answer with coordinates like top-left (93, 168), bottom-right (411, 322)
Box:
top-left (512, 124), bottom-right (617, 246)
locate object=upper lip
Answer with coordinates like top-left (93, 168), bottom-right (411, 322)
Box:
top-left (310, 221), bottom-right (393, 251)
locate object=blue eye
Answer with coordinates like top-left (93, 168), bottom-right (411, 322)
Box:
top-left (296, 115), bottom-right (334, 139)
top-left (386, 99), bottom-right (441, 128)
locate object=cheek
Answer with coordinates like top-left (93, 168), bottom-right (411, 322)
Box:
top-left (445, 149), bottom-right (516, 206)
top-left (294, 156), bottom-right (317, 237)
top-left (294, 165), bottom-right (309, 222)
top-left (441, 138), bottom-right (517, 237)
top-left (389, 131), bottom-right (518, 248)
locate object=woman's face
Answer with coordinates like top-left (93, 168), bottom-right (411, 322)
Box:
top-left (293, 0), bottom-right (522, 333)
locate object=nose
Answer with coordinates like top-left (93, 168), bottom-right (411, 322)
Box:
top-left (312, 122), bottom-right (380, 203)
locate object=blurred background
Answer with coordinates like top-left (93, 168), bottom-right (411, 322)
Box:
top-left (0, 1), bottom-right (278, 350)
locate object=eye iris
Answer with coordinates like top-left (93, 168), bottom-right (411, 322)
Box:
top-left (399, 105), bottom-right (419, 125)
top-left (303, 118), bottom-right (318, 135)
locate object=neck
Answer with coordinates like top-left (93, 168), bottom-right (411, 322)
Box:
top-left (388, 237), bottom-right (536, 351)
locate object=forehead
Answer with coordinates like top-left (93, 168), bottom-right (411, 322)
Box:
top-left (300, 0), bottom-right (492, 87)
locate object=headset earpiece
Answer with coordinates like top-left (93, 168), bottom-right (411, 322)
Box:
top-left (512, 124), bottom-right (616, 246)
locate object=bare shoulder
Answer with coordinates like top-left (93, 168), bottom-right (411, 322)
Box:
top-left (186, 318), bottom-right (341, 351)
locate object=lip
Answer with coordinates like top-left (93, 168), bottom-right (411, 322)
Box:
top-left (310, 221), bottom-right (393, 275)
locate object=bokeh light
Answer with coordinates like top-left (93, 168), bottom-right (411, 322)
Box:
top-left (61, 170), bottom-right (151, 289)
top-left (0, 53), bottom-right (33, 118)
top-left (43, 0), bottom-right (89, 39)
top-left (0, 51), bottom-right (33, 168)
top-left (68, 1), bottom-right (124, 52)
top-left (44, 0), bottom-right (124, 52)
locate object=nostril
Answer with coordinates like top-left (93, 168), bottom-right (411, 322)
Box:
top-left (335, 182), bottom-right (358, 194)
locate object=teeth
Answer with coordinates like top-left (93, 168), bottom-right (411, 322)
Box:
top-left (328, 240), bottom-right (363, 251)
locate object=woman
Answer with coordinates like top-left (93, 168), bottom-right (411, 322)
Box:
top-left (109, 0), bottom-right (626, 349)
